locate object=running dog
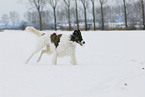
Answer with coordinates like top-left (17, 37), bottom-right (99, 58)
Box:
top-left (25, 27), bottom-right (85, 65)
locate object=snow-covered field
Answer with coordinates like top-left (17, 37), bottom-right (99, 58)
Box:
top-left (0, 30), bottom-right (145, 97)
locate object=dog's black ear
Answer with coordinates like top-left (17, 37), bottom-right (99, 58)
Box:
top-left (77, 29), bottom-right (81, 34)
top-left (73, 30), bottom-right (78, 35)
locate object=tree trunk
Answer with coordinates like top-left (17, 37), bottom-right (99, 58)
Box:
top-left (101, 4), bottom-right (104, 30)
top-left (83, 5), bottom-right (87, 31)
top-left (92, 1), bottom-right (96, 30)
top-left (68, 5), bottom-right (71, 31)
top-left (37, 9), bottom-right (42, 30)
top-left (75, 0), bottom-right (79, 29)
top-left (141, 0), bottom-right (145, 29)
top-left (53, 7), bottom-right (57, 31)
top-left (123, 0), bottom-right (128, 29)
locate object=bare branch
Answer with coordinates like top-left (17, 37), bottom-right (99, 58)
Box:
top-left (99, 0), bottom-right (108, 5)
top-left (64, 0), bottom-right (70, 6)
top-left (48, 0), bottom-right (59, 8)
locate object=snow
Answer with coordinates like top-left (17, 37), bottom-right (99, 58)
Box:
top-left (0, 30), bottom-right (145, 97)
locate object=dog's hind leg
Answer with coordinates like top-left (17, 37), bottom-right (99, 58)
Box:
top-left (37, 50), bottom-right (47, 63)
top-left (26, 45), bottom-right (45, 64)
top-left (25, 50), bottom-right (40, 64)
top-left (25, 37), bottom-right (48, 64)
top-left (37, 45), bottom-right (50, 63)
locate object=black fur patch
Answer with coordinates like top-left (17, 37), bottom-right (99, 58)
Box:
top-left (50, 33), bottom-right (62, 48)
top-left (70, 29), bottom-right (85, 46)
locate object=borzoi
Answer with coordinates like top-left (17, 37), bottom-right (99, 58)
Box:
top-left (25, 27), bottom-right (85, 65)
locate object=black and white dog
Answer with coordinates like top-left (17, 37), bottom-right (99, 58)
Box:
top-left (25, 27), bottom-right (85, 65)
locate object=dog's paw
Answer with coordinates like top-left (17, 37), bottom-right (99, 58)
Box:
top-left (70, 61), bottom-right (77, 65)
top-left (37, 59), bottom-right (40, 63)
top-left (52, 60), bottom-right (57, 65)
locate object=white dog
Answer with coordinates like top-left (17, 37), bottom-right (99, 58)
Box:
top-left (25, 27), bottom-right (85, 65)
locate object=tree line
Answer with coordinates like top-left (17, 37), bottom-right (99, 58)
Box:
top-left (0, 0), bottom-right (145, 31)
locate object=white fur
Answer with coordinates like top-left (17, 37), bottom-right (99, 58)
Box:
top-left (25, 27), bottom-right (77, 65)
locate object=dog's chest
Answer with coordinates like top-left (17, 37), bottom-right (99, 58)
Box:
top-left (55, 35), bottom-right (76, 57)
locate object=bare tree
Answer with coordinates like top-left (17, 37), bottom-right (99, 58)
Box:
top-left (126, 1), bottom-right (142, 29)
top-left (9, 11), bottom-right (20, 26)
top-left (1, 14), bottom-right (9, 28)
top-left (48, 0), bottom-right (59, 31)
top-left (123, 0), bottom-right (128, 28)
top-left (141, 0), bottom-right (145, 29)
top-left (64, 0), bottom-right (72, 30)
top-left (75, 0), bottom-right (79, 29)
top-left (99, 0), bottom-right (107, 30)
top-left (28, 0), bottom-right (47, 30)
top-left (69, 6), bottom-right (76, 28)
top-left (42, 10), bottom-right (53, 29)
top-left (80, 0), bottom-right (89, 31)
top-left (57, 5), bottom-right (66, 23)
top-left (91, 0), bottom-right (96, 30)
top-left (25, 10), bottom-right (52, 29)
top-left (25, 11), bottom-right (39, 27)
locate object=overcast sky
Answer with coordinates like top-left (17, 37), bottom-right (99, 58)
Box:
top-left (0, 0), bottom-right (26, 19)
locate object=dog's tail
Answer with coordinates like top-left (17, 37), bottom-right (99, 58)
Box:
top-left (25, 26), bottom-right (42, 37)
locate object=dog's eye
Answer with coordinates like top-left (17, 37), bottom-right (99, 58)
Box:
top-left (75, 32), bottom-right (78, 35)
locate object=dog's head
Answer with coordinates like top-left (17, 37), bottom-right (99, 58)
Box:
top-left (70, 29), bottom-right (85, 46)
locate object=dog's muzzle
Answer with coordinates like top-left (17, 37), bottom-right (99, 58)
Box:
top-left (79, 40), bottom-right (85, 46)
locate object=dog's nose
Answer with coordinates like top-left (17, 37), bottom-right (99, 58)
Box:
top-left (83, 41), bottom-right (85, 44)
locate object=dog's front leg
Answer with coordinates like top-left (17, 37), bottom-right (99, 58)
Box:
top-left (70, 54), bottom-right (77, 65)
top-left (52, 52), bottom-right (57, 65)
